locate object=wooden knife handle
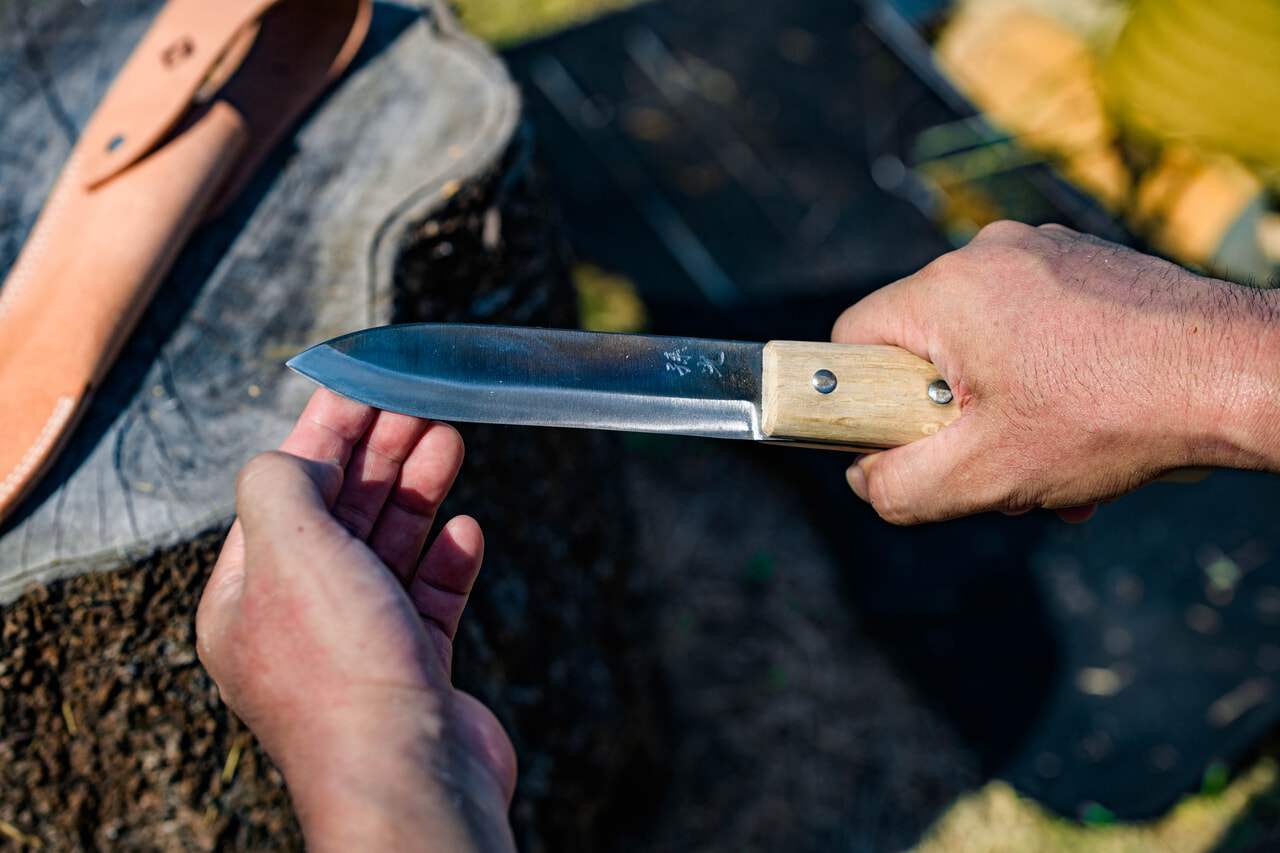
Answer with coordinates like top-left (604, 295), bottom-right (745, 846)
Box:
top-left (761, 341), bottom-right (960, 447)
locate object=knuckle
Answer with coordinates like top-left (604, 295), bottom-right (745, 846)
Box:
top-left (974, 219), bottom-right (1033, 243)
top-left (1037, 221), bottom-right (1079, 238)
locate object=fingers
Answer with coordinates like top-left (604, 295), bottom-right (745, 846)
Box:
top-left (325, 409), bottom-right (428, 539)
top-left (233, 451), bottom-right (352, 597)
top-left (845, 419), bottom-right (999, 525)
top-left (368, 422), bottom-right (465, 586)
top-left (284, 391), bottom-right (432, 541)
top-left (834, 224), bottom-right (1135, 525)
top-left (1054, 504), bottom-right (1099, 524)
top-left (849, 446), bottom-right (1103, 525)
top-left (279, 388), bottom-right (379, 472)
top-left (216, 452), bottom-right (345, 587)
top-left (408, 515), bottom-right (484, 674)
top-left (278, 390), bottom-right (466, 582)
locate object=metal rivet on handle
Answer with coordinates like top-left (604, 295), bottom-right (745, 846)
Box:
top-left (928, 379), bottom-right (953, 405)
top-left (812, 369), bottom-right (837, 394)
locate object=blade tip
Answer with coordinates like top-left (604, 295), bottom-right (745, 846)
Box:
top-left (284, 344), bottom-right (325, 380)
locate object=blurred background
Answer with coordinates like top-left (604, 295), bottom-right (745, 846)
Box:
top-left (451, 0), bottom-right (1280, 849)
top-left (5, 0), bottom-right (1279, 850)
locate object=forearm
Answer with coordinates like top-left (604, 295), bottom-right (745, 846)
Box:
top-left (1034, 260), bottom-right (1280, 482)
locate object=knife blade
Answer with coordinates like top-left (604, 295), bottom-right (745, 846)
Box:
top-left (286, 324), bottom-right (959, 449)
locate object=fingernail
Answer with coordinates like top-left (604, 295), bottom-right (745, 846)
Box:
top-left (846, 455), bottom-right (869, 502)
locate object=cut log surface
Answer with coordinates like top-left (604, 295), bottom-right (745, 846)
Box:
top-left (0, 0), bottom-right (520, 601)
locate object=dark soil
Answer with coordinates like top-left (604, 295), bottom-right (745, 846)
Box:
top-left (0, 533), bottom-right (299, 852)
top-left (614, 438), bottom-right (978, 852)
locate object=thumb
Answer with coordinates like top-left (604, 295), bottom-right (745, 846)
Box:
top-left (220, 452), bottom-right (345, 596)
top-left (846, 418), bottom-right (987, 525)
top-left (199, 453), bottom-right (345, 649)
top-left (233, 451), bottom-right (345, 544)
top-left (832, 276), bottom-right (932, 359)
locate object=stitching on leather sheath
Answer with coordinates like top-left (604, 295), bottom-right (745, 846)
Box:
top-left (0, 151), bottom-right (82, 327)
top-left (0, 396), bottom-right (77, 504)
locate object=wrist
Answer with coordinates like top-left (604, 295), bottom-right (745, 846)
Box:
top-left (273, 691), bottom-right (513, 853)
top-left (1191, 280), bottom-right (1280, 472)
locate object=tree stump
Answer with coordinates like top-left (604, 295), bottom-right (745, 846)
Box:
top-left (0, 0), bottom-right (520, 595)
top-left (0, 2), bottom-right (660, 849)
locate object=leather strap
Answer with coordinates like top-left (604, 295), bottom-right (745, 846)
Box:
top-left (80, 0), bottom-right (370, 191)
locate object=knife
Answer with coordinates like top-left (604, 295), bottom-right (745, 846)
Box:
top-left (286, 324), bottom-right (959, 450)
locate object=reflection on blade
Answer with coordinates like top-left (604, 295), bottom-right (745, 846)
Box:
top-left (288, 324), bottom-right (767, 441)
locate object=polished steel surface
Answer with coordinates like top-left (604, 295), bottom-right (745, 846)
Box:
top-left (288, 324), bottom-right (768, 440)
top-left (811, 369), bottom-right (837, 394)
top-left (927, 378), bottom-right (954, 405)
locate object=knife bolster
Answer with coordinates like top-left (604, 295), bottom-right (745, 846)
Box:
top-left (761, 341), bottom-right (960, 447)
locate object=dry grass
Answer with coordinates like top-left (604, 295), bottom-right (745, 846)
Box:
top-left (914, 761), bottom-right (1277, 853)
top-left (450, 0), bottom-right (649, 48)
